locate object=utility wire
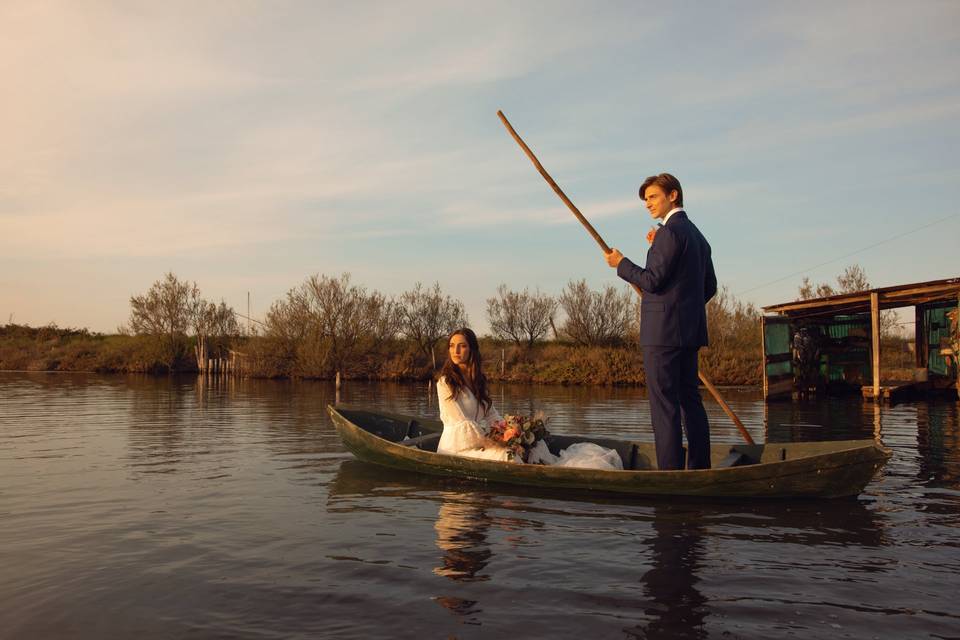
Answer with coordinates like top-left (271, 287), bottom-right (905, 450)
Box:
top-left (236, 312), bottom-right (266, 327)
top-left (736, 211), bottom-right (960, 297)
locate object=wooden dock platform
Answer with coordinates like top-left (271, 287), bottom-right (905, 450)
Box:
top-left (861, 381), bottom-right (923, 402)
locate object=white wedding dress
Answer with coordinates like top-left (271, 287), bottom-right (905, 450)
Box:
top-left (436, 377), bottom-right (623, 470)
top-left (436, 376), bottom-right (517, 462)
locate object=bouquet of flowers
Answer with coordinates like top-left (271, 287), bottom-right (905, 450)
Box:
top-left (488, 412), bottom-right (550, 462)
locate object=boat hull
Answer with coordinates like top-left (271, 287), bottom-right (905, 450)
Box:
top-left (328, 405), bottom-right (891, 499)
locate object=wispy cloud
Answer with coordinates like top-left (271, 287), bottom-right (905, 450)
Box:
top-left (1, 1), bottom-right (958, 331)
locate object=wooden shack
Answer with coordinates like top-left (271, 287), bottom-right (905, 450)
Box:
top-left (761, 277), bottom-right (960, 401)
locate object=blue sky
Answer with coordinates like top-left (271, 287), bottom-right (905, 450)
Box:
top-left (2, 1), bottom-right (958, 334)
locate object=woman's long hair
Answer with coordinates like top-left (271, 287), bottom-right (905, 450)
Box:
top-left (438, 327), bottom-right (492, 417)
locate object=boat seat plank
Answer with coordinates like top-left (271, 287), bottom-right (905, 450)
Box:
top-left (717, 449), bottom-right (753, 468)
top-left (400, 432), bottom-right (442, 449)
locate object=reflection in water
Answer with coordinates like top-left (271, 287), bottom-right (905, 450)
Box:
top-left (433, 493), bottom-right (493, 583)
top-left (764, 397), bottom-right (879, 442)
top-left (915, 401), bottom-right (960, 488)
top-left (3, 373), bottom-right (958, 639)
top-left (630, 506), bottom-right (707, 640)
top-left (126, 376), bottom-right (194, 471)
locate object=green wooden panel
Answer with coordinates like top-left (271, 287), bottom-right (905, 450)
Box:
top-left (764, 322), bottom-right (791, 355)
top-left (927, 306), bottom-right (950, 376)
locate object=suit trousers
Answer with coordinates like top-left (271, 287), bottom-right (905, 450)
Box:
top-left (642, 346), bottom-right (712, 470)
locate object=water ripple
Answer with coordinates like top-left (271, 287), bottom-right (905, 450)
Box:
top-left (1, 372), bottom-right (958, 638)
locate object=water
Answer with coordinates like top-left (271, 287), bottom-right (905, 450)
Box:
top-left (1, 372), bottom-right (958, 639)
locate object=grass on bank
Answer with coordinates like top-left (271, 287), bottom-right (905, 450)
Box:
top-left (2, 323), bottom-right (915, 387)
top-left (0, 322), bottom-right (759, 385)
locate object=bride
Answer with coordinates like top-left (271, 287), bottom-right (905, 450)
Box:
top-left (436, 328), bottom-right (623, 471)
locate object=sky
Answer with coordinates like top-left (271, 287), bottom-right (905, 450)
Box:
top-left (2, 1), bottom-right (959, 335)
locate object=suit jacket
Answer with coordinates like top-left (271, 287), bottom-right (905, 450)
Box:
top-left (616, 210), bottom-right (717, 347)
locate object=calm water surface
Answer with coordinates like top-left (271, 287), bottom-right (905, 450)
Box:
top-left (1, 372), bottom-right (958, 639)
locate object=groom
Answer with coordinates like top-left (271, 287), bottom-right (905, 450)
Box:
top-left (604, 173), bottom-right (717, 470)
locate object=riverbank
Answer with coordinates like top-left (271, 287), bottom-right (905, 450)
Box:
top-left (3, 322), bottom-right (918, 386)
top-left (0, 323), bottom-right (764, 385)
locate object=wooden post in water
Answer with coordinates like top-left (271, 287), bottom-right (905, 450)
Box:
top-left (873, 400), bottom-right (882, 440)
top-left (760, 316), bottom-right (768, 399)
top-left (871, 292), bottom-right (881, 400)
top-left (956, 291), bottom-right (960, 397)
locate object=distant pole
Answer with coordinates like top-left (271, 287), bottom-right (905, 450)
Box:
top-left (247, 291), bottom-right (251, 334)
top-left (871, 292), bottom-right (881, 400)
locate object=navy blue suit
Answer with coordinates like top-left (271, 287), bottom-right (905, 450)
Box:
top-left (616, 211), bottom-right (717, 470)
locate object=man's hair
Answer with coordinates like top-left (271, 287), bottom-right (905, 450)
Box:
top-left (639, 173), bottom-right (683, 207)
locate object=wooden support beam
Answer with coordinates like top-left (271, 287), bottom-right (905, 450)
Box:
top-left (915, 305), bottom-right (926, 369)
top-left (761, 316), bottom-right (768, 399)
top-left (871, 292), bottom-right (880, 400)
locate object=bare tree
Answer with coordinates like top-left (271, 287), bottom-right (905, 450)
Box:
top-left (487, 284), bottom-right (558, 348)
top-left (194, 300), bottom-right (240, 366)
top-left (262, 291), bottom-right (312, 374)
top-left (260, 273), bottom-right (395, 378)
top-left (836, 264), bottom-right (870, 293)
top-left (797, 264), bottom-right (898, 336)
top-left (304, 273), bottom-right (395, 378)
top-left (798, 276), bottom-right (836, 300)
top-left (399, 282), bottom-right (468, 370)
top-left (129, 272), bottom-right (202, 370)
top-left (558, 279), bottom-right (634, 346)
top-left (706, 286), bottom-right (761, 353)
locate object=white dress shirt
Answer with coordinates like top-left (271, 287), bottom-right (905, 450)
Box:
top-left (662, 207), bottom-right (684, 226)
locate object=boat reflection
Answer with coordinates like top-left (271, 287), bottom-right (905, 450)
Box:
top-left (328, 460), bottom-right (887, 549)
top-left (328, 459), bottom-right (888, 632)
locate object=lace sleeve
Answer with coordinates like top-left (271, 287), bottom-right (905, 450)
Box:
top-left (484, 400), bottom-right (502, 427)
top-left (436, 377), bottom-right (487, 449)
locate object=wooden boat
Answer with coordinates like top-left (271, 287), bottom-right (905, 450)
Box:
top-left (328, 404), bottom-right (892, 499)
